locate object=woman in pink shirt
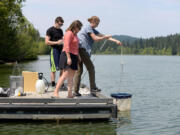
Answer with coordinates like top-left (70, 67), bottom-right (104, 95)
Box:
top-left (54, 20), bottom-right (82, 98)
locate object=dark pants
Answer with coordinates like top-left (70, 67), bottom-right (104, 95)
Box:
top-left (74, 48), bottom-right (96, 92)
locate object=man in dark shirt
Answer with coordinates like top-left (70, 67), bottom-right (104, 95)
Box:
top-left (45, 16), bottom-right (64, 89)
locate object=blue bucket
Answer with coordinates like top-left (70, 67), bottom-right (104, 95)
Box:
top-left (111, 93), bottom-right (132, 99)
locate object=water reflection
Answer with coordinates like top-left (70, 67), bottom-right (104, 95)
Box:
top-left (118, 111), bottom-right (131, 119)
top-left (0, 112), bottom-right (132, 135)
top-left (111, 111), bottom-right (131, 127)
top-left (0, 64), bottom-right (14, 87)
top-left (0, 120), bottom-right (117, 135)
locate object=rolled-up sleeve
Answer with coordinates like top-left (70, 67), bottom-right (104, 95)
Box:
top-left (86, 25), bottom-right (94, 34)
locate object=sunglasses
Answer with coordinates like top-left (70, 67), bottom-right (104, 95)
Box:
top-left (58, 22), bottom-right (63, 26)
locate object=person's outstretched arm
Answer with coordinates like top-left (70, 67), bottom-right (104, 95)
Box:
top-left (90, 33), bottom-right (111, 41)
top-left (108, 37), bottom-right (122, 45)
top-left (97, 33), bottom-right (122, 45)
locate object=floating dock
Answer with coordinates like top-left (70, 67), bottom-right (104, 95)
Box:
top-left (0, 89), bottom-right (117, 120)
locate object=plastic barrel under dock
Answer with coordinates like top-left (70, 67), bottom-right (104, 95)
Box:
top-left (111, 93), bottom-right (132, 111)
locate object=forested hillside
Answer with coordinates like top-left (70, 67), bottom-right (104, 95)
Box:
top-left (92, 35), bottom-right (138, 54)
top-left (92, 34), bottom-right (180, 55)
top-left (129, 34), bottom-right (180, 55)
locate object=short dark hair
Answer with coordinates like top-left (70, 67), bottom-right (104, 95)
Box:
top-left (55, 16), bottom-right (64, 23)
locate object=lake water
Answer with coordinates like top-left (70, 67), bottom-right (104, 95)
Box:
top-left (0, 55), bottom-right (180, 135)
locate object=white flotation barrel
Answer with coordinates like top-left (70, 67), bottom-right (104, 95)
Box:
top-left (111, 93), bottom-right (132, 111)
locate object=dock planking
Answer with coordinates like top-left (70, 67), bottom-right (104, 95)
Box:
top-left (0, 88), bottom-right (117, 120)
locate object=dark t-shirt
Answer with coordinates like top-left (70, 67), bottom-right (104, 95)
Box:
top-left (46, 26), bottom-right (63, 49)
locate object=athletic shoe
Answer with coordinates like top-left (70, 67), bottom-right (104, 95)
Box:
top-left (91, 87), bottom-right (101, 92)
top-left (73, 92), bottom-right (82, 96)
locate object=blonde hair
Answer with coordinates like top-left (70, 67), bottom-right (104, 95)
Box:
top-left (66, 20), bottom-right (82, 33)
top-left (88, 16), bottom-right (100, 23)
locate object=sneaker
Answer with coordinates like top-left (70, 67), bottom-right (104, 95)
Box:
top-left (91, 87), bottom-right (101, 92)
top-left (73, 92), bottom-right (82, 96)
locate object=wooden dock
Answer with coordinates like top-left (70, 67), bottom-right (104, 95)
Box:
top-left (0, 88), bottom-right (117, 120)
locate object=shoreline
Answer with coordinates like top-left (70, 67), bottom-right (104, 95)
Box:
top-left (0, 58), bottom-right (38, 65)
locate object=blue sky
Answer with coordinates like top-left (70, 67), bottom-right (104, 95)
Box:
top-left (22, 0), bottom-right (180, 38)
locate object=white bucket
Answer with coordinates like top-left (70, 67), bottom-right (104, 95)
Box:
top-left (111, 93), bottom-right (132, 111)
